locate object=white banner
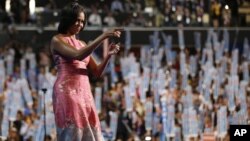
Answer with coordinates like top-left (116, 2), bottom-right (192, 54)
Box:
top-left (95, 87), bottom-right (102, 114)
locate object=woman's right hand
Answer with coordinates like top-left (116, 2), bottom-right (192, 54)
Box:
top-left (104, 28), bottom-right (123, 38)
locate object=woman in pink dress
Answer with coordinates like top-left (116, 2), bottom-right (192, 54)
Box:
top-left (50, 1), bottom-right (122, 140)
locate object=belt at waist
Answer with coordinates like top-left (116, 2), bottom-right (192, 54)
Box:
top-left (57, 68), bottom-right (88, 75)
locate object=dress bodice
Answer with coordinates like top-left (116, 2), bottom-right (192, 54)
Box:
top-left (53, 36), bottom-right (90, 73)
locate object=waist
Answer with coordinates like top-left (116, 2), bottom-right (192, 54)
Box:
top-left (56, 64), bottom-right (88, 75)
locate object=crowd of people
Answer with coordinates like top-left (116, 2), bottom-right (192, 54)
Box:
top-left (0, 1), bottom-right (250, 141)
top-left (0, 27), bottom-right (250, 141)
top-left (0, 0), bottom-right (249, 27)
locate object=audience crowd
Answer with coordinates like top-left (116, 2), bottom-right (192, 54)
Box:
top-left (0, 0), bottom-right (250, 141)
top-left (0, 28), bottom-right (250, 141)
top-left (0, 0), bottom-right (250, 27)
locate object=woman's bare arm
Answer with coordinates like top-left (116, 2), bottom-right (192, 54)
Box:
top-left (88, 55), bottom-right (111, 77)
top-left (50, 33), bottom-right (106, 60)
top-left (50, 28), bottom-right (123, 60)
top-left (88, 43), bottom-right (120, 77)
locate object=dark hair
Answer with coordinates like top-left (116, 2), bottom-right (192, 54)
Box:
top-left (58, 1), bottom-right (86, 34)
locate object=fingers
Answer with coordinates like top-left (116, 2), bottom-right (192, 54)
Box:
top-left (112, 28), bottom-right (123, 38)
top-left (111, 44), bottom-right (120, 54)
top-left (113, 31), bottom-right (121, 38)
top-left (114, 44), bottom-right (120, 52)
top-left (115, 44), bottom-right (120, 53)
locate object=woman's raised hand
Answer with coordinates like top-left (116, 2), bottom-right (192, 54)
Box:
top-left (108, 43), bottom-right (120, 56)
top-left (104, 28), bottom-right (124, 38)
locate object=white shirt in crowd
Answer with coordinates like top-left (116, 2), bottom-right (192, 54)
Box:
top-left (103, 14), bottom-right (116, 26)
top-left (88, 12), bottom-right (102, 26)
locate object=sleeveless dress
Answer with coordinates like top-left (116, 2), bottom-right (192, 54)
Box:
top-left (52, 36), bottom-right (103, 141)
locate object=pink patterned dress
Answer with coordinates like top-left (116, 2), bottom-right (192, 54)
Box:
top-left (52, 36), bottom-right (103, 141)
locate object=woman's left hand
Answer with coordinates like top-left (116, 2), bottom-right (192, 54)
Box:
top-left (108, 43), bottom-right (120, 56)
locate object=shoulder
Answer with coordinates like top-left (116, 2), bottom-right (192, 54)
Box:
top-left (50, 34), bottom-right (68, 52)
top-left (51, 34), bottom-right (59, 43)
top-left (51, 34), bottom-right (62, 40)
top-left (51, 34), bottom-right (67, 43)
top-left (50, 35), bottom-right (59, 52)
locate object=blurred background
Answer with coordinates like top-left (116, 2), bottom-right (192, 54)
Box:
top-left (0, 0), bottom-right (250, 141)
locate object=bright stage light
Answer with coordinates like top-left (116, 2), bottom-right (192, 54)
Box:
top-left (5, 0), bottom-right (10, 13)
top-left (225, 5), bottom-right (229, 10)
top-left (145, 136), bottom-right (152, 141)
top-left (29, 0), bottom-right (36, 15)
